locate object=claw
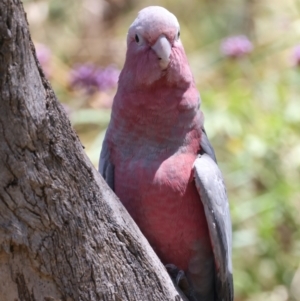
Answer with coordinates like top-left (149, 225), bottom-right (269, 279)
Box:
top-left (165, 264), bottom-right (193, 301)
top-left (166, 263), bottom-right (180, 279)
top-left (176, 270), bottom-right (186, 285)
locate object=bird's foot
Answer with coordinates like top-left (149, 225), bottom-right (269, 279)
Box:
top-left (166, 264), bottom-right (189, 290)
top-left (165, 264), bottom-right (196, 301)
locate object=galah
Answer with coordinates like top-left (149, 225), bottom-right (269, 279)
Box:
top-left (99, 6), bottom-right (233, 301)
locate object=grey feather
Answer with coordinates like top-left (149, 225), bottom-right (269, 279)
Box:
top-left (193, 154), bottom-right (233, 301)
top-left (200, 128), bottom-right (217, 163)
top-left (99, 134), bottom-right (115, 191)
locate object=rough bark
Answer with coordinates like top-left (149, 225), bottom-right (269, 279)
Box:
top-left (0, 1), bottom-right (182, 300)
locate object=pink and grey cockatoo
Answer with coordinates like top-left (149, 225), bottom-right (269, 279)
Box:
top-left (99, 6), bottom-right (233, 301)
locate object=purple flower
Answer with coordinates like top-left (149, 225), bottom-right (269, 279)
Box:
top-left (221, 35), bottom-right (253, 58)
top-left (292, 45), bottom-right (300, 66)
top-left (35, 43), bottom-right (52, 76)
top-left (69, 64), bottom-right (120, 94)
top-left (69, 64), bottom-right (99, 94)
top-left (95, 66), bottom-right (120, 91)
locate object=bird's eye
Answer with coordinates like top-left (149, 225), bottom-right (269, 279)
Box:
top-left (134, 33), bottom-right (144, 45)
top-left (177, 30), bottom-right (180, 40)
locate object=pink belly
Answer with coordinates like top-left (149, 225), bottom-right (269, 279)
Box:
top-left (115, 152), bottom-right (211, 271)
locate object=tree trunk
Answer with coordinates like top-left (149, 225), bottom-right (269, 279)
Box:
top-left (0, 1), bottom-right (181, 300)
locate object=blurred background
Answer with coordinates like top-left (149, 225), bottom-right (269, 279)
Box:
top-left (23, 0), bottom-right (300, 300)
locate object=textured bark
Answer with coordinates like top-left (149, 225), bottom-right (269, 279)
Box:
top-left (0, 1), bottom-right (182, 300)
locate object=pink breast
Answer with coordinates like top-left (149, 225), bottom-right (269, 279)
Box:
top-left (115, 152), bottom-right (211, 271)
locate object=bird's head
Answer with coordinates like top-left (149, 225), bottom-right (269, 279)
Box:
top-left (119, 6), bottom-right (194, 89)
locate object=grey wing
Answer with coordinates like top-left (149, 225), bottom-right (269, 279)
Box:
top-left (99, 133), bottom-right (115, 191)
top-left (193, 153), bottom-right (233, 301)
top-left (200, 127), bottom-right (217, 163)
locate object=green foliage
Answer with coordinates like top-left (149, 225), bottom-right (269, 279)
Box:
top-left (25, 0), bottom-right (300, 300)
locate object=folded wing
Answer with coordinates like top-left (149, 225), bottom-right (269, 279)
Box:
top-left (193, 150), bottom-right (233, 301)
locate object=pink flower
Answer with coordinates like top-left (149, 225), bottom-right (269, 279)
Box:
top-left (221, 35), bottom-right (253, 58)
top-left (292, 45), bottom-right (300, 66)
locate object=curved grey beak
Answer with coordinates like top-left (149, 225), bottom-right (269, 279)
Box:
top-left (151, 35), bottom-right (171, 70)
